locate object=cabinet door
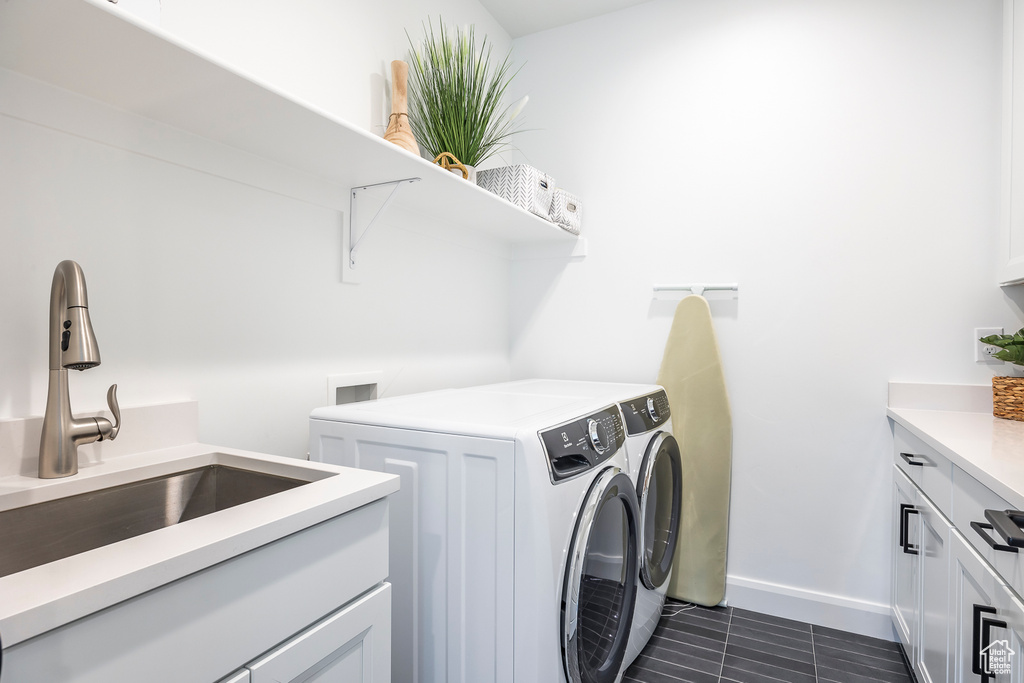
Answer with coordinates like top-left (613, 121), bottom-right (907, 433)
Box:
top-left (950, 532), bottom-right (1024, 682)
top-left (1002, 0), bottom-right (1024, 284)
top-left (248, 583), bottom-right (390, 683)
top-left (894, 466), bottom-right (922, 661)
top-left (919, 492), bottom-right (952, 683)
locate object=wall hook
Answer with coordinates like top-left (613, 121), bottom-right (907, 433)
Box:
top-left (652, 283), bottom-right (739, 300)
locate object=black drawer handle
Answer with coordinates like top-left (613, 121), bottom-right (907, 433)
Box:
top-left (900, 504), bottom-right (919, 555)
top-left (899, 452), bottom-right (929, 467)
top-left (984, 509), bottom-right (1024, 549)
top-left (971, 521), bottom-right (1020, 553)
top-left (973, 604), bottom-right (1008, 682)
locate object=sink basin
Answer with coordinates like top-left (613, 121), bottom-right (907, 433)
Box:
top-left (0, 464), bottom-right (306, 578)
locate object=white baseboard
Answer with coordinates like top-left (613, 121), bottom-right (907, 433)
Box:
top-left (726, 575), bottom-right (894, 641)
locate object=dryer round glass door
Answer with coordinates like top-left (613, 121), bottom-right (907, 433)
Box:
top-left (562, 467), bottom-right (640, 683)
top-left (637, 432), bottom-right (682, 590)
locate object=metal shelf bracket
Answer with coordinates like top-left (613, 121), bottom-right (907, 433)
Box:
top-left (349, 177), bottom-right (421, 268)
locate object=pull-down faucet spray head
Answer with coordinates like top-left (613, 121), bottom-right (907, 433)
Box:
top-left (61, 305), bottom-right (100, 370)
top-left (49, 261), bottom-right (100, 371)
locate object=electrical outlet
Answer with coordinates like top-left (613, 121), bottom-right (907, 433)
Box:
top-left (976, 327), bottom-right (1004, 363)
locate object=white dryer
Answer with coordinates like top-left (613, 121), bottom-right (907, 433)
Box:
top-left (617, 388), bottom-right (681, 668)
top-left (497, 382), bottom-right (683, 670)
top-left (309, 383), bottom-right (641, 683)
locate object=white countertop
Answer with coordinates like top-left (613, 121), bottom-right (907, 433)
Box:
top-left (0, 443), bottom-right (399, 647)
top-left (887, 404), bottom-right (1024, 510)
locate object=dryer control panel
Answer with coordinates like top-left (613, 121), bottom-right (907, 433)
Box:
top-left (539, 407), bottom-right (625, 483)
top-left (620, 390), bottom-right (671, 435)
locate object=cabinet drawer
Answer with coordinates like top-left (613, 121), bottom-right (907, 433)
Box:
top-left (894, 424), bottom-right (952, 513)
top-left (952, 466), bottom-right (1024, 600)
top-left (248, 583), bottom-right (391, 683)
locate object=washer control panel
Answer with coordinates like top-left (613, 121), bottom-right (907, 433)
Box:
top-left (539, 406), bottom-right (625, 483)
top-left (620, 390), bottom-right (671, 435)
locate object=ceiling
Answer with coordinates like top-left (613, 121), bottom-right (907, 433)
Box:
top-left (477, 0), bottom-right (653, 38)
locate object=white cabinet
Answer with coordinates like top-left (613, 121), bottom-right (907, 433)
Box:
top-left (893, 467), bottom-right (921, 658)
top-left (892, 421), bottom-right (955, 683)
top-left (1002, 0), bottom-right (1024, 285)
top-left (920, 492), bottom-right (953, 683)
top-left (2, 497), bottom-right (393, 683)
top-left (248, 584), bottom-right (391, 683)
top-left (950, 531), bottom-right (1024, 681)
top-left (892, 465), bottom-right (951, 683)
top-left (891, 416), bottom-right (1024, 683)
top-left (214, 585), bottom-right (390, 683)
top-left (308, 422), bottom-right (517, 683)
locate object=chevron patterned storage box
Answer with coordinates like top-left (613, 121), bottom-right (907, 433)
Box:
top-left (476, 165), bottom-right (555, 219)
top-left (549, 189), bottom-right (582, 235)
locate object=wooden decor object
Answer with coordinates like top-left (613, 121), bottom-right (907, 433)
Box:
top-left (993, 376), bottom-right (1024, 421)
top-left (383, 60), bottom-right (419, 155)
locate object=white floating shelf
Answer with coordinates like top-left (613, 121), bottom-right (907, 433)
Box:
top-left (0, 0), bottom-right (582, 254)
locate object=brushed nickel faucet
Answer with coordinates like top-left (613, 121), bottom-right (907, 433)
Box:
top-left (38, 260), bottom-right (120, 478)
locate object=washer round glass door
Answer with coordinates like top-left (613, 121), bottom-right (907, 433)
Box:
top-left (562, 467), bottom-right (640, 683)
top-left (637, 432), bottom-right (682, 590)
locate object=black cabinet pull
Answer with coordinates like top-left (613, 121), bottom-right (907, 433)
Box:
top-left (900, 504), bottom-right (919, 555)
top-left (899, 503), bottom-right (910, 548)
top-left (984, 509), bottom-right (1024, 549)
top-left (972, 521), bottom-right (1020, 553)
top-left (973, 604), bottom-right (1008, 682)
top-left (899, 452), bottom-right (928, 467)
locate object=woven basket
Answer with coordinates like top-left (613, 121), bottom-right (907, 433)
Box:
top-left (993, 376), bottom-right (1024, 421)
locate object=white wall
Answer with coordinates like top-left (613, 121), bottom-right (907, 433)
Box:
top-left (4, 0), bottom-right (1019, 637)
top-left (0, 0), bottom-right (514, 458)
top-left (509, 0), bottom-right (1018, 634)
top-left (160, 0), bottom-right (512, 137)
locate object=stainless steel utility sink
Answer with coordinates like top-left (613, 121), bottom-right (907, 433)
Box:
top-left (0, 465), bottom-right (306, 578)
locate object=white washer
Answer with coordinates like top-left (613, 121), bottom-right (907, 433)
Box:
top-left (309, 382), bottom-right (641, 683)
top-left (499, 382), bottom-right (683, 669)
top-left (617, 388), bottom-right (681, 669)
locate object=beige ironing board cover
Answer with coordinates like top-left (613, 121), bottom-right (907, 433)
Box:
top-left (656, 295), bottom-right (732, 606)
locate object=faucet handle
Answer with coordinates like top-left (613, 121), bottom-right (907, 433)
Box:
top-left (104, 384), bottom-right (120, 441)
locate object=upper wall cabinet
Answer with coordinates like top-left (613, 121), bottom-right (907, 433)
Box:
top-left (1002, 0), bottom-right (1024, 285)
top-left (0, 0), bottom-right (583, 272)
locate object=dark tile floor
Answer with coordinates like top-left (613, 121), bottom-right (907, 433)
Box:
top-left (624, 600), bottom-right (913, 683)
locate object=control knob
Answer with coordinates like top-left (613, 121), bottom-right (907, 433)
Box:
top-left (587, 418), bottom-right (609, 455)
top-left (647, 397), bottom-right (660, 422)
